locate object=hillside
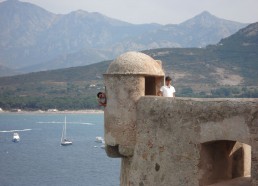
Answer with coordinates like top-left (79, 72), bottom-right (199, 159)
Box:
top-left (0, 22), bottom-right (257, 110)
top-left (0, 0), bottom-right (247, 76)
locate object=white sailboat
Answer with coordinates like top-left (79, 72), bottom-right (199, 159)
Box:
top-left (61, 116), bottom-right (72, 146)
top-left (12, 132), bottom-right (20, 142)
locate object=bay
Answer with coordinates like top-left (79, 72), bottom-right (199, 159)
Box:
top-left (0, 113), bottom-right (120, 186)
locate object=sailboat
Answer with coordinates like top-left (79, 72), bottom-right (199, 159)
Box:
top-left (61, 116), bottom-right (72, 146)
top-left (12, 132), bottom-right (20, 142)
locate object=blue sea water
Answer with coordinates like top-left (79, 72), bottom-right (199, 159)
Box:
top-left (0, 113), bottom-right (120, 186)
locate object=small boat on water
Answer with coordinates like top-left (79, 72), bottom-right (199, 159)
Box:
top-left (95, 136), bottom-right (105, 149)
top-left (12, 132), bottom-right (20, 142)
top-left (61, 116), bottom-right (72, 146)
top-left (95, 136), bottom-right (104, 143)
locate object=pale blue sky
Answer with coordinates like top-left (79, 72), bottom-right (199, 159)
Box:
top-left (3, 0), bottom-right (258, 24)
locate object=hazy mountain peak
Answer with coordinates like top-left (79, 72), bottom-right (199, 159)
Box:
top-left (198, 11), bottom-right (214, 17)
top-left (0, 0), bottom-right (24, 10)
top-left (63, 9), bottom-right (131, 27)
top-left (196, 11), bottom-right (220, 22)
top-left (181, 11), bottom-right (220, 26)
top-left (0, 0), bottom-right (56, 27)
top-left (68, 9), bottom-right (89, 16)
top-left (0, 0), bottom-right (52, 14)
top-left (0, 1), bottom-right (249, 75)
top-left (0, 0), bottom-right (56, 55)
top-left (180, 11), bottom-right (245, 28)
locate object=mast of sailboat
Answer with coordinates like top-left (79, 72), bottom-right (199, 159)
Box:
top-left (61, 116), bottom-right (66, 142)
top-left (64, 116), bottom-right (67, 139)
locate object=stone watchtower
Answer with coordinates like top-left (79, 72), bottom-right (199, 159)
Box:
top-left (103, 51), bottom-right (164, 157)
top-left (103, 52), bottom-right (258, 186)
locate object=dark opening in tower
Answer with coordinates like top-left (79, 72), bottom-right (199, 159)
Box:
top-left (199, 140), bottom-right (251, 186)
top-left (145, 76), bottom-right (163, 96)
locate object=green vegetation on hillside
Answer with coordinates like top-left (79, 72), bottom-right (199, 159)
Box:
top-left (0, 61), bottom-right (110, 110)
top-left (0, 23), bottom-right (257, 111)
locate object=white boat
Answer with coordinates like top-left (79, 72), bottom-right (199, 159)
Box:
top-left (61, 116), bottom-right (72, 146)
top-left (95, 136), bottom-right (105, 149)
top-left (12, 132), bottom-right (20, 142)
top-left (95, 136), bottom-right (104, 143)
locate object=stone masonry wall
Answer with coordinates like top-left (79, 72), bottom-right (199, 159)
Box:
top-left (119, 97), bottom-right (258, 186)
top-left (104, 75), bottom-right (145, 157)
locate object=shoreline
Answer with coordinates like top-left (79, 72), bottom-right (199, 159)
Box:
top-left (0, 109), bottom-right (104, 114)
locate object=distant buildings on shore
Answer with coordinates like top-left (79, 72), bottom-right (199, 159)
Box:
top-left (47, 109), bottom-right (58, 112)
top-left (10, 109), bottom-right (22, 112)
top-left (0, 108), bottom-right (59, 112)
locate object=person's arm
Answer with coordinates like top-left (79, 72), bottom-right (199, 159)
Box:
top-left (157, 90), bottom-right (163, 96)
top-left (157, 86), bottom-right (163, 96)
top-left (99, 102), bottom-right (106, 107)
top-left (98, 98), bottom-right (106, 107)
top-left (98, 101), bottom-right (106, 107)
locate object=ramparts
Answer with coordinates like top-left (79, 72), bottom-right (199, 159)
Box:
top-left (103, 52), bottom-right (258, 186)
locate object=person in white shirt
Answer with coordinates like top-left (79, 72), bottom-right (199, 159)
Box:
top-left (158, 76), bottom-right (176, 97)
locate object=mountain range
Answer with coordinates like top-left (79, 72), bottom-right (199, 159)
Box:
top-left (0, 21), bottom-right (257, 110)
top-left (0, 0), bottom-right (249, 76)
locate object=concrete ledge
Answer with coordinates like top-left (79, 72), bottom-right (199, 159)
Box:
top-left (145, 96), bottom-right (258, 102)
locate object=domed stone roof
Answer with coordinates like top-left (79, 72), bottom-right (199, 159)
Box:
top-left (106, 51), bottom-right (164, 76)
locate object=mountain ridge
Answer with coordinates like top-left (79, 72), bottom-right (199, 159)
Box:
top-left (0, 0), bottom-right (249, 76)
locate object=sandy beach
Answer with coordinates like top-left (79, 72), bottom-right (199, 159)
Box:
top-left (0, 109), bottom-right (104, 114)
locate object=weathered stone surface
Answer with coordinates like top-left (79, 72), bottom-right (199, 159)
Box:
top-left (208, 177), bottom-right (251, 186)
top-left (104, 52), bottom-right (164, 157)
top-left (106, 51), bottom-right (164, 76)
top-left (103, 52), bottom-right (258, 186)
top-left (108, 97), bottom-right (258, 186)
top-left (104, 75), bottom-right (144, 156)
top-left (129, 97), bottom-right (257, 186)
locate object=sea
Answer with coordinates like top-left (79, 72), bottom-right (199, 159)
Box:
top-left (0, 113), bottom-right (120, 186)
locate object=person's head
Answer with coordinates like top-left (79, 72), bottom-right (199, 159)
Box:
top-left (165, 76), bottom-right (172, 86)
top-left (97, 92), bottom-right (105, 98)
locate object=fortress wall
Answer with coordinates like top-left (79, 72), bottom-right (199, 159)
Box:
top-left (121, 97), bottom-right (258, 186)
top-left (103, 52), bottom-right (258, 185)
top-left (104, 75), bottom-right (145, 156)
top-left (251, 105), bottom-right (258, 186)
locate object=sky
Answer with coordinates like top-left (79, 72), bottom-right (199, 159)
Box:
top-left (3, 0), bottom-right (258, 24)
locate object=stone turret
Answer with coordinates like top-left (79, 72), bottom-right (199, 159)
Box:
top-left (103, 51), bottom-right (258, 186)
top-left (103, 51), bottom-right (164, 157)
